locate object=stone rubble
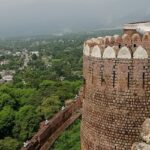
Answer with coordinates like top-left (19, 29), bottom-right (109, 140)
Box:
top-left (131, 119), bottom-right (150, 150)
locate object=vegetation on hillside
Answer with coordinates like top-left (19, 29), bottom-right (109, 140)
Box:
top-left (51, 119), bottom-right (81, 150)
top-left (0, 29), bottom-right (121, 150)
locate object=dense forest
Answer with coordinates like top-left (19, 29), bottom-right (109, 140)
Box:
top-left (0, 29), bottom-right (121, 150)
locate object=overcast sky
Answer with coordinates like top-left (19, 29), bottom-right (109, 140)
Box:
top-left (0, 0), bottom-right (150, 37)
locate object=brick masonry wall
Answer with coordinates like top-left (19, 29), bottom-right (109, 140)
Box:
top-left (81, 55), bottom-right (150, 150)
top-left (21, 95), bottom-right (82, 150)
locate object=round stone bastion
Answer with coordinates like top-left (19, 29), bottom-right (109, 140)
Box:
top-left (81, 33), bottom-right (150, 150)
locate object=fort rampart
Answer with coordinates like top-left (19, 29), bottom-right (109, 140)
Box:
top-left (21, 95), bottom-right (82, 150)
top-left (81, 33), bottom-right (150, 149)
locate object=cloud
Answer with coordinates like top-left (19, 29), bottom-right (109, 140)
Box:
top-left (0, 0), bottom-right (149, 37)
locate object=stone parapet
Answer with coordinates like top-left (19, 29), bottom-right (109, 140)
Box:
top-left (83, 33), bottom-right (150, 59)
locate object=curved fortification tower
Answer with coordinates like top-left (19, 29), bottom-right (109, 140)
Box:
top-left (81, 22), bottom-right (150, 150)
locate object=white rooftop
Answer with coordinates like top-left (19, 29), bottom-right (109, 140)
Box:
top-left (124, 21), bottom-right (150, 34)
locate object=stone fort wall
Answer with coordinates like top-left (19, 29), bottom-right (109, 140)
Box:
top-left (81, 33), bottom-right (150, 150)
top-left (21, 96), bottom-right (82, 150)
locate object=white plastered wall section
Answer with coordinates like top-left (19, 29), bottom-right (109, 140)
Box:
top-left (83, 45), bottom-right (148, 59)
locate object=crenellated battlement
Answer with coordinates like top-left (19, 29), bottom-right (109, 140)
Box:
top-left (83, 33), bottom-right (150, 59)
top-left (81, 24), bottom-right (150, 150)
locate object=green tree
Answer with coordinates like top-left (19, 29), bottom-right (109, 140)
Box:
top-left (13, 105), bottom-right (40, 141)
top-left (36, 95), bottom-right (61, 119)
top-left (0, 92), bottom-right (18, 110)
top-left (0, 137), bottom-right (20, 150)
top-left (0, 74), bottom-right (2, 79)
top-left (0, 106), bottom-right (15, 138)
top-left (31, 54), bottom-right (38, 60)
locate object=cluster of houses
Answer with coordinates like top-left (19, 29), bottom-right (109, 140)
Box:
top-left (0, 60), bottom-right (9, 65)
top-left (0, 49), bottom-right (40, 84)
top-left (0, 70), bottom-right (15, 83)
